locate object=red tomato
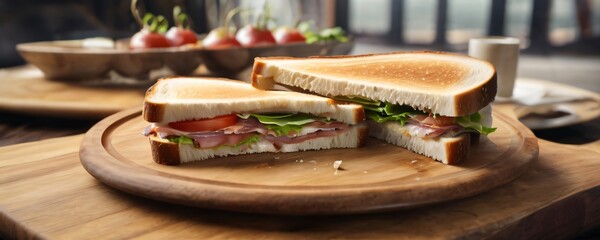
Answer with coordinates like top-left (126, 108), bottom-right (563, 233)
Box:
top-left (273, 27), bottom-right (306, 44)
top-left (412, 114), bottom-right (456, 126)
top-left (202, 27), bottom-right (242, 49)
top-left (168, 114), bottom-right (238, 132)
top-left (129, 29), bottom-right (170, 49)
top-left (235, 24), bottom-right (276, 47)
top-left (166, 27), bottom-right (198, 46)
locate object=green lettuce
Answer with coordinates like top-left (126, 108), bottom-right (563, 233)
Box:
top-left (334, 96), bottom-right (421, 125)
top-left (167, 135), bottom-right (262, 148)
top-left (335, 95), bottom-right (496, 135)
top-left (238, 113), bottom-right (318, 126)
top-left (229, 135), bottom-right (261, 148)
top-left (264, 124), bottom-right (304, 136)
top-left (167, 136), bottom-right (194, 144)
top-left (457, 113), bottom-right (497, 135)
top-left (238, 113), bottom-right (325, 136)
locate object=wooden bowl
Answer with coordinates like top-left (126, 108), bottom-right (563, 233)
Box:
top-left (17, 38), bottom-right (354, 81)
top-left (17, 39), bottom-right (204, 81)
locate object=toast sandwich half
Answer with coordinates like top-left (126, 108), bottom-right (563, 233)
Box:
top-left (143, 77), bottom-right (367, 165)
top-left (251, 51), bottom-right (497, 164)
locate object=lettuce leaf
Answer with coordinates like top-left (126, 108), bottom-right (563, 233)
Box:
top-left (265, 124), bottom-right (304, 136)
top-left (335, 96), bottom-right (421, 125)
top-left (457, 112), bottom-right (497, 135)
top-left (168, 135), bottom-right (262, 148)
top-left (238, 113), bottom-right (318, 126)
top-left (366, 111), bottom-right (410, 125)
top-left (167, 136), bottom-right (194, 144)
top-left (237, 113), bottom-right (325, 136)
top-left (230, 135), bottom-right (261, 147)
top-left (335, 95), bottom-right (497, 135)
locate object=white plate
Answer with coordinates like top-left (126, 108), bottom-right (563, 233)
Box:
top-left (497, 78), bottom-right (600, 130)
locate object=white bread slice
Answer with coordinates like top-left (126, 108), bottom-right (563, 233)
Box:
top-left (367, 121), bottom-right (473, 165)
top-left (144, 77), bottom-right (364, 124)
top-left (366, 105), bottom-right (491, 164)
top-left (251, 51), bottom-right (497, 117)
top-left (149, 124), bottom-right (368, 165)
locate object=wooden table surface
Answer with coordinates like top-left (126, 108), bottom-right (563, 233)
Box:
top-left (0, 49), bottom-right (599, 238)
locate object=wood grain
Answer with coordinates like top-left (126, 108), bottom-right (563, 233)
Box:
top-left (1, 131), bottom-right (599, 239)
top-left (0, 65), bottom-right (147, 119)
top-left (77, 107), bottom-right (538, 215)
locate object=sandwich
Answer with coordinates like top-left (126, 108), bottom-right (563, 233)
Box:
top-left (143, 77), bottom-right (367, 165)
top-left (250, 51), bottom-right (497, 164)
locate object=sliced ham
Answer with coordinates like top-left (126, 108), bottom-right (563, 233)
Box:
top-left (405, 114), bottom-right (462, 138)
top-left (409, 114), bottom-right (456, 126)
top-left (404, 124), bottom-right (460, 138)
top-left (297, 121), bottom-right (349, 136)
top-left (144, 123), bottom-right (191, 137)
top-left (222, 118), bottom-right (269, 135)
top-left (191, 132), bottom-right (256, 148)
top-left (145, 119), bottom-right (351, 149)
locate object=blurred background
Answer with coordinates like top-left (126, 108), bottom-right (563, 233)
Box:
top-left (1, 0), bottom-right (599, 66)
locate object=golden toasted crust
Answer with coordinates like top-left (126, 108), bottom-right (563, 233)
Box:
top-left (251, 60), bottom-right (266, 88)
top-left (453, 72), bottom-right (497, 116)
top-left (353, 105), bottom-right (366, 123)
top-left (443, 133), bottom-right (471, 165)
top-left (149, 137), bottom-right (181, 165)
top-left (143, 102), bottom-right (165, 123)
top-left (143, 79), bottom-right (168, 123)
top-left (357, 125), bottom-right (369, 147)
top-left (252, 51), bottom-right (497, 116)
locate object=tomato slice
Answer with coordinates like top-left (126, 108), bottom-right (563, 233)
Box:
top-left (168, 114), bottom-right (238, 132)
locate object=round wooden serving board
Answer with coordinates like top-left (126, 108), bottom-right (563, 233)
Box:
top-left (80, 108), bottom-right (538, 215)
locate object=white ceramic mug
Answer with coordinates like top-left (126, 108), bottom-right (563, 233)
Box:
top-left (468, 37), bottom-right (520, 98)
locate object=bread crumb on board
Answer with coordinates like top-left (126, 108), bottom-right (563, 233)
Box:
top-left (333, 160), bottom-right (343, 170)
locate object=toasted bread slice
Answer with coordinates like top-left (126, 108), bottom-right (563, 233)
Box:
top-left (144, 77), bottom-right (368, 165)
top-left (251, 51), bottom-right (497, 117)
top-left (149, 124), bottom-right (368, 165)
top-left (144, 77), bottom-right (365, 124)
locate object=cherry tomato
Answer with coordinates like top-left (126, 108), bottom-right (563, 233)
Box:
top-left (129, 29), bottom-right (170, 49)
top-left (235, 24), bottom-right (276, 47)
top-left (166, 27), bottom-right (198, 46)
top-left (168, 114), bottom-right (238, 132)
top-left (273, 27), bottom-right (306, 44)
top-left (412, 114), bottom-right (456, 126)
top-left (202, 27), bottom-right (242, 49)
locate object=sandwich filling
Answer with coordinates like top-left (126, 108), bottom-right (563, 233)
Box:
top-left (144, 113), bottom-right (355, 150)
top-left (334, 96), bottom-right (496, 138)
